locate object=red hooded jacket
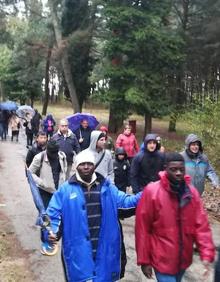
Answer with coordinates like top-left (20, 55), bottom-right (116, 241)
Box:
top-left (135, 171), bottom-right (215, 274)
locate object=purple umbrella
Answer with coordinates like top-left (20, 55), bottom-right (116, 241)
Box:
top-left (66, 112), bottom-right (99, 132)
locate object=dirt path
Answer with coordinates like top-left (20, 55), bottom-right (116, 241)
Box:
top-left (0, 139), bottom-right (65, 282)
top-left (0, 134), bottom-right (219, 282)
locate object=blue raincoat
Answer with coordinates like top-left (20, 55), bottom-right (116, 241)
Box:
top-left (47, 177), bottom-right (141, 282)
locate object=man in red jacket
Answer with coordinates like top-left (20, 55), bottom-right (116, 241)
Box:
top-left (135, 152), bottom-right (215, 282)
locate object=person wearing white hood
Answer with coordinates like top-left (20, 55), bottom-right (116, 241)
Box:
top-left (83, 130), bottom-right (114, 183)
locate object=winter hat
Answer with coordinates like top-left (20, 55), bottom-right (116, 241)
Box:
top-left (74, 150), bottom-right (95, 168)
top-left (115, 147), bottom-right (127, 156)
top-left (97, 132), bottom-right (106, 141)
top-left (100, 126), bottom-right (108, 133)
top-left (165, 152), bottom-right (184, 164)
top-left (46, 140), bottom-right (59, 153)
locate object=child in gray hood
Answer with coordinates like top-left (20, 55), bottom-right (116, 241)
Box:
top-left (180, 133), bottom-right (219, 195)
top-left (83, 130), bottom-right (114, 183)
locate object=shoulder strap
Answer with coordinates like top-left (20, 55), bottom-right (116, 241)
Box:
top-left (36, 151), bottom-right (45, 177)
top-left (95, 150), bottom-right (106, 169)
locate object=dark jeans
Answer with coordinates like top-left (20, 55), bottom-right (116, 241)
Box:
top-left (155, 270), bottom-right (185, 282)
top-left (26, 133), bottom-right (33, 146)
top-left (118, 220), bottom-right (127, 278)
top-left (215, 248), bottom-right (220, 282)
top-left (11, 130), bottom-right (19, 141)
top-left (0, 123), bottom-right (3, 140)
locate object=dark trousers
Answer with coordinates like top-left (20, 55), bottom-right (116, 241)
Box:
top-left (118, 220), bottom-right (127, 278)
top-left (2, 124), bottom-right (7, 140)
top-left (215, 248), bottom-right (220, 282)
top-left (11, 130), bottom-right (19, 141)
top-left (26, 133), bottom-right (33, 146)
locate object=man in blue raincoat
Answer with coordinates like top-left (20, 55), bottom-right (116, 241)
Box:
top-left (46, 150), bottom-right (142, 282)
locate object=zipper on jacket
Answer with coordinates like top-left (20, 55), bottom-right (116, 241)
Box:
top-left (177, 200), bottom-right (183, 272)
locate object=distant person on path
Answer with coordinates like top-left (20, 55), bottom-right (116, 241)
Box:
top-left (31, 109), bottom-right (42, 136)
top-left (43, 114), bottom-right (56, 138)
top-left (130, 133), bottom-right (165, 194)
top-left (115, 124), bottom-right (139, 163)
top-left (45, 150), bottom-right (142, 282)
top-left (26, 131), bottom-right (48, 167)
top-left (29, 140), bottom-right (67, 208)
top-left (100, 125), bottom-right (114, 153)
top-left (135, 152), bottom-right (215, 282)
top-left (156, 135), bottom-right (165, 153)
top-left (180, 133), bottom-right (219, 195)
top-left (1, 110), bottom-right (10, 140)
top-left (52, 118), bottom-right (80, 178)
top-left (74, 119), bottom-right (92, 150)
top-left (23, 113), bottom-right (34, 148)
top-left (0, 109), bottom-right (4, 140)
top-left (9, 112), bottom-right (20, 142)
top-left (84, 130), bottom-right (114, 183)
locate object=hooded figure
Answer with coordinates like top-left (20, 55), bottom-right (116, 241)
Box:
top-left (180, 134), bottom-right (219, 195)
top-left (114, 147), bottom-right (130, 192)
top-left (130, 133), bottom-right (165, 193)
top-left (83, 130), bottom-right (114, 183)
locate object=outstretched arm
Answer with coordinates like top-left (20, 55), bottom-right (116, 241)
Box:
top-left (206, 161), bottom-right (219, 188)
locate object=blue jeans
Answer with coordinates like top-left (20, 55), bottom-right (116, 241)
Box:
top-left (155, 270), bottom-right (185, 282)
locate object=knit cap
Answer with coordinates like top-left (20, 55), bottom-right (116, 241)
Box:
top-left (74, 150), bottom-right (95, 168)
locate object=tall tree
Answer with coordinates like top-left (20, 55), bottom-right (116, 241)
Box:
top-left (48, 0), bottom-right (80, 112)
top-left (103, 0), bottom-right (184, 133)
top-left (60, 0), bottom-right (97, 110)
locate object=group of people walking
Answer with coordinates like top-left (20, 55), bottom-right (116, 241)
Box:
top-left (23, 113), bottom-right (219, 282)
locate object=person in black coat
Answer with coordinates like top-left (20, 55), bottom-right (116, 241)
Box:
top-left (26, 131), bottom-right (48, 167)
top-left (114, 147), bottom-right (130, 192)
top-left (52, 118), bottom-right (80, 178)
top-left (74, 119), bottom-right (92, 150)
top-left (114, 147), bottom-right (132, 279)
top-left (130, 133), bottom-right (165, 194)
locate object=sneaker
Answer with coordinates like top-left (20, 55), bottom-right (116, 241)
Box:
top-left (40, 242), bottom-right (58, 256)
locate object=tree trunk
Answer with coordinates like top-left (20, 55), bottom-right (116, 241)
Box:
top-left (42, 47), bottom-right (52, 116)
top-left (144, 113), bottom-right (152, 137)
top-left (48, 0), bottom-right (80, 113)
top-left (108, 104), bottom-right (124, 133)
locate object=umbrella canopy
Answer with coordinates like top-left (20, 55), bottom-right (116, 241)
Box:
top-left (66, 112), bottom-right (99, 132)
top-left (0, 101), bottom-right (18, 111)
top-left (16, 105), bottom-right (35, 118)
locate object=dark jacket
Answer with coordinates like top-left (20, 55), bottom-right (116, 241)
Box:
top-left (114, 148), bottom-right (130, 192)
top-left (52, 129), bottom-right (80, 165)
top-left (130, 134), bottom-right (165, 193)
top-left (74, 125), bottom-right (92, 150)
top-left (26, 142), bottom-right (45, 167)
top-left (31, 111), bottom-right (42, 134)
